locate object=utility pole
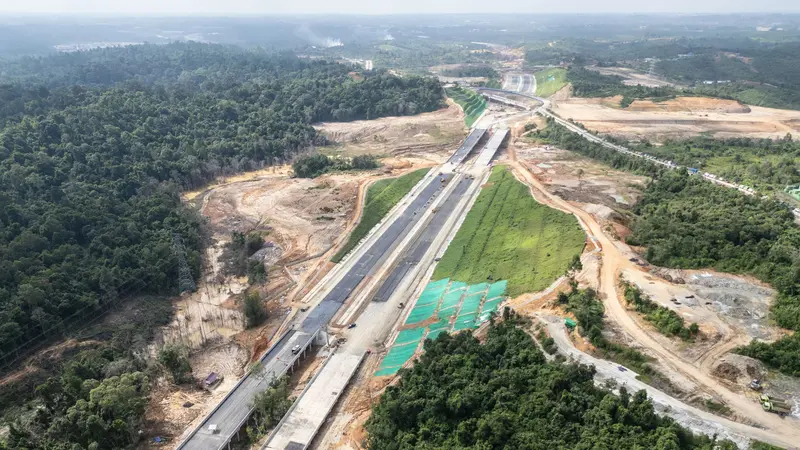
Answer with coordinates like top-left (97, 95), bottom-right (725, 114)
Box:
top-left (172, 233), bottom-right (197, 294)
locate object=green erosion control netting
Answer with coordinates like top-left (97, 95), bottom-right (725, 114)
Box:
top-left (405, 302), bottom-right (438, 325)
top-left (405, 279), bottom-right (450, 325)
top-left (440, 290), bottom-right (464, 309)
top-left (395, 327), bottom-right (426, 345)
top-left (453, 313), bottom-right (477, 331)
top-left (375, 367), bottom-right (400, 377)
top-left (466, 282), bottom-right (489, 296)
top-left (437, 306), bottom-right (458, 320)
top-left (428, 319), bottom-right (450, 332)
top-left (448, 281), bottom-right (467, 292)
top-left (378, 341), bottom-right (419, 370)
top-left (482, 297), bottom-right (505, 313)
top-left (415, 292), bottom-right (440, 307)
top-left (377, 280), bottom-right (509, 377)
top-left (486, 280), bottom-right (507, 299)
top-left (459, 293), bottom-right (483, 315)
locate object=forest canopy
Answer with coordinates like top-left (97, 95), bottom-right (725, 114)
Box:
top-left (365, 321), bottom-right (736, 450)
top-left (0, 42), bottom-right (445, 368)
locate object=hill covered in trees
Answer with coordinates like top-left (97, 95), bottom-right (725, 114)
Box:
top-left (0, 42), bottom-right (445, 449)
top-left (0, 43), bottom-right (444, 367)
top-left (628, 171), bottom-right (800, 376)
top-left (365, 321), bottom-right (736, 450)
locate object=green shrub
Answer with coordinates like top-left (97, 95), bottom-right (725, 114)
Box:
top-left (158, 345), bottom-right (193, 384)
top-left (243, 291), bottom-right (267, 328)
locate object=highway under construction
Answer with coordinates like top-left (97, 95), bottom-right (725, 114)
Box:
top-left (175, 127), bottom-right (509, 450)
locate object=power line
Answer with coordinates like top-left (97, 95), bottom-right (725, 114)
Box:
top-left (0, 254), bottom-right (182, 372)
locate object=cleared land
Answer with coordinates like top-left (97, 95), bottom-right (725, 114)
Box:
top-left (590, 66), bottom-right (678, 88)
top-left (432, 166), bottom-right (585, 297)
top-left (315, 102), bottom-right (466, 161)
top-left (551, 95), bottom-right (800, 141)
top-left (534, 67), bottom-right (568, 97)
top-left (331, 168), bottom-right (431, 263)
top-left (446, 87), bottom-right (487, 127)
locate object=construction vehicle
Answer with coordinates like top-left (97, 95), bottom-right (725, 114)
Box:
top-left (760, 394), bottom-right (792, 416)
top-left (749, 379), bottom-right (762, 391)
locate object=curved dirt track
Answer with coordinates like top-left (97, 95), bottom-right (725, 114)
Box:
top-left (507, 157), bottom-right (800, 448)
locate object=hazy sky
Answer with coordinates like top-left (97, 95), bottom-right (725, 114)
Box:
top-left (1, 0), bottom-right (798, 14)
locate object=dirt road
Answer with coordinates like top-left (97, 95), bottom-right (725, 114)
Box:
top-left (540, 315), bottom-right (781, 448)
top-left (508, 157), bottom-right (800, 447)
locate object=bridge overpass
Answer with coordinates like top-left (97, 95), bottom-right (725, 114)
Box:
top-left (175, 127), bottom-right (488, 450)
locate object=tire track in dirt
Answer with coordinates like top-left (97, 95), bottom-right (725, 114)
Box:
top-left (507, 155), bottom-right (800, 446)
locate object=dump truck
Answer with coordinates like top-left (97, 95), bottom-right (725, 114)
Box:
top-left (760, 394), bottom-right (792, 416)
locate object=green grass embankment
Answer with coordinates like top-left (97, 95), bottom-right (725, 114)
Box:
top-left (534, 67), bottom-right (568, 97)
top-left (446, 86), bottom-right (487, 127)
top-left (432, 166), bottom-right (586, 296)
top-left (332, 168), bottom-right (430, 263)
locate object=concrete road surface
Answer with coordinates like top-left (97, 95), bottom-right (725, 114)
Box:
top-left (262, 352), bottom-right (364, 450)
top-left (178, 129), bottom-right (489, 450)
top-left (177, 330), bottom-right (311, 450)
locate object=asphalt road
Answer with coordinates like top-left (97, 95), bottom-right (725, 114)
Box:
top-left (179, 128), bottom-right (488, 450)
top-left (373, 176), bottom-right (472, 302)
top-left (448, 128), bottom-right (486, 164)
top-left (302, 173), bottom-right (452, 330)
top-left (520, 74), bottom-right (531, 93)
top-left (178, 174), bottom-right (448, 450)
top-left (176, 330), bottom-right (309, 450)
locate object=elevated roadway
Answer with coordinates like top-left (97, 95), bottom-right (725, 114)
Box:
top-left (262, 352), bottom-right (365, 450)
top-left (175, 330), bottom-right (316, 450)
top-left (447, 128), bottom-right (487, 165)
top-left (177, 127), bottom-right (488, 450)
top-left (474, 129), bottom-right (508, 167)
top-left (261, 131), bottom-right (504, 450)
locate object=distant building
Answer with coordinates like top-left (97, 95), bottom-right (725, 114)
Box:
top-left (365, 60), bottom-right (374, 71)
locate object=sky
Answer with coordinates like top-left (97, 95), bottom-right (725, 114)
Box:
top-left (1, 0), bottom-right (798, 15)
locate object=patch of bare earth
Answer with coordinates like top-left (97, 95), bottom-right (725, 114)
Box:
top-left (315, 103), bottom-right (467, 162)
top-left (588, 66), bottom-right (679, 88)
top-left (551, 95), bottom-right (800, 141)
top-left (510, 140), bottom-right (797, 421)
top-left (143, 170), bottom-right (370, 441)
top-left (144, 110), bottom-right (456, 441)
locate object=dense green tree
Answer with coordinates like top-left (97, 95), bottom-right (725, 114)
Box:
top-left (157, 345), bottom-right (193, 384)
top-left (365, 322), bottom-right (736, 450)
top-left (0, 43), bottom-right (444, 367)
top-left (551, 126), bottom-right (800, 376)
top-left (622, 281), bottom-right (698, 341)
top-left (243, 291), bottom-right (267, 329)
top-left (248, 376), bottom-right (293, 438)
top-left (535, 120), bottom-right (664, 177)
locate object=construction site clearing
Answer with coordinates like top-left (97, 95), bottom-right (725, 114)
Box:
top-left (310, 118), bottom-right (799, 450)
top-left (550, 94), bottom-right (800, 141)
top-left (134, 84), bottom-right (800, 450)
top-left (135, 108), bottom-right (468, 442)
top-left (312, 88), bottom-right (800, 450)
